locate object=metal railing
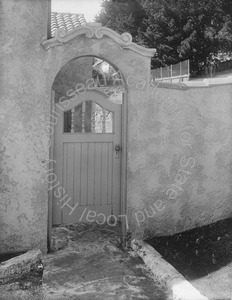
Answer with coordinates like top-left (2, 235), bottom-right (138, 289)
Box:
top-left (151, 60), bottom-right (190, 83)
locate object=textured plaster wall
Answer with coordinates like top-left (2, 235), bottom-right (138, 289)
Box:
top-left (52, 57), bottom-right (93, 102)
top-left (2, 0), bottom-right (231, 251)
top-left (0, 0), bottom-right (49, 253)
top-left (127, 79), bottom-right (232, 239)
top-left (0, 11), bottom-right (152, 253)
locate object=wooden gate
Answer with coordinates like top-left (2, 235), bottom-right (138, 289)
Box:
top-left (53, 90), bottom-right (122, 225)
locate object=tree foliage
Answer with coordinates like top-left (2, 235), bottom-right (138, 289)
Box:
top-left (96, 0), bottom-right (232, 74)
top-left (95, 0), bottom-right (147, 44)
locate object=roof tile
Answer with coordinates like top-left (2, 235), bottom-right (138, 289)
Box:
top-left (51, 12), bottom-right (86, 37)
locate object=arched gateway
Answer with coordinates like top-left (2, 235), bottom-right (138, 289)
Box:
top-left (42, 23), bottom-right (156, 246)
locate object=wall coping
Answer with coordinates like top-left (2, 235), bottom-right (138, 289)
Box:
top-left (42, 24), bottom-right (156, 58)
top-left (154, 76), bottom-right (232, 90)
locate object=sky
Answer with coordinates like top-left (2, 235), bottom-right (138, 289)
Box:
top-left (52, 0), bottom-right (103, 22)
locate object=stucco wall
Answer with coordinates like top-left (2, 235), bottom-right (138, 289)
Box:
top-left (127, 78), bottom-right (232, 239)
top-left (0, 0), bottom-right (49, 253)
top-left (52, 57), bottom-right (93, 102)
top-left (1, 0), bottom-right (232, 253)
top-left (0, 6), bottom-right (152, 253)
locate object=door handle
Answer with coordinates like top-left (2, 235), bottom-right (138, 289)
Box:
top-left (115, 144), bottom-right (120, 152)
top-left (114, 144), bottom-right (120, 159)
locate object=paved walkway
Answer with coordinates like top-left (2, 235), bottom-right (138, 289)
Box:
top-left (43, 246), bottom-right (169, 299)
top-left (43, 224), bottom-right (170, 300)
top-left (0, 224), bottom-right (171, 300)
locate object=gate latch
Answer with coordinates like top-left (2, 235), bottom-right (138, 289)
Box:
top-left (115, 144), bottom-right (120, 159)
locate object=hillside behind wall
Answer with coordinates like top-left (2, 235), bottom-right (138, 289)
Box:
top-left (127, 77), bottom-right (232, 239)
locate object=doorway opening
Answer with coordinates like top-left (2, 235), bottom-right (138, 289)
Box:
top-left (48, 56), bottom-right (127, 250)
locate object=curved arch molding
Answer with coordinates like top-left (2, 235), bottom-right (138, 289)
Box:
top-left (41, 24), bottom-right (156, 58)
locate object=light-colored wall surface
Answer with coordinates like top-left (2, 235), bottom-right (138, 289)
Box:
top-left (52, 57), bottom-right (93, 102)
top-left (127, 78), bottom-right (232, 239)
top-left (0, 7), bottom-right (152, 253)
top-left (0, 0), bottom-right (49, 253)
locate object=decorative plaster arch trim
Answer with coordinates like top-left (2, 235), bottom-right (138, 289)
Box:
top-left (42, 24), bottom-right (156, 58)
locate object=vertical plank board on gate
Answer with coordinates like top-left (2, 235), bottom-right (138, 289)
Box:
top-left (81, 142), bottom-right (88, 206)
top-left (94, 142), bottom-right (102, 205)
top-left (112, 142), bottom-right (121, 217)
top-left (87, 142), bottom-right (95, 205)
top-left (107, 142), bottom-right (113, 205)
top-left (61, 142), bottom-right (68, 223)
top-left (74, 143), bottom-right (81, 207)
top-left (67, 143), bottom-right (74, 204)
top-left (101, 142), bottom-right (108, 205)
